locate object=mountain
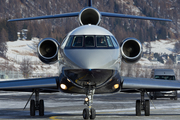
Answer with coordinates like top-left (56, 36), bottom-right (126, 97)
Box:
top-left (0, 0), bottom-right (180, 43)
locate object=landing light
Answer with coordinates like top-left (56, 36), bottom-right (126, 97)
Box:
top-left (114, 84), bottom-right (119, 89)
top-left (60, 84), bottom-right (67, 90)
top-left (85, 97), bottom-right (89, 102)
top-left (67, 78), bottom-right (71, 82)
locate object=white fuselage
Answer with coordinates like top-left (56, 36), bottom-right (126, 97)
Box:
top-left (59, 25), bottom-right (121, 71)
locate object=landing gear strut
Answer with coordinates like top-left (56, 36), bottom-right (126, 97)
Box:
top-left (83, 86), bottom-right (96, 119)
top-left (29, 89), bottom-right (44, 116)
top-left (136, 91), bottom-right (150, 116)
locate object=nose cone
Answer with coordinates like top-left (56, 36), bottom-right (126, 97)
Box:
top-left (64, 49), bottom-right (120, 69)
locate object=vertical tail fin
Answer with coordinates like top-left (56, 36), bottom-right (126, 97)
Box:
top-left (88, 0), bottom-right (92, 7)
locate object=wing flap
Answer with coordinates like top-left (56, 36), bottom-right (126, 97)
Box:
top-left (122, 77), bottom-right (180, 91)
top-left (0, 77), bottom-right (59, 92)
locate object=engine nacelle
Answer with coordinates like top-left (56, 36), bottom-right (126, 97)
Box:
top-left (37, 38), bottom-right (60, 64)
top-left (120, 38), bottom-right (142, 63)
top-left (79, 7), bottom-right (101, 25)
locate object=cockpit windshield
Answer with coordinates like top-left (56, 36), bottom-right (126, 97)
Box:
top-left (72, 36), bottom-right (83, 47)
top-left (65, 35), bottom-right (119, 48)
top-left (85, 36), bottom-right (95, 47)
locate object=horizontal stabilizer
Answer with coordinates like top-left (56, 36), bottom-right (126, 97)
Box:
top-left (101, 12), bottom-right (172, 22)
top-left (8, 12), bottom-right (79, 22)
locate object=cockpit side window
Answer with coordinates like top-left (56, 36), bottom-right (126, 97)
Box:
top-left (110, 36), bottom-right (118, 47)
top-left (72, 36), bottom-right (83, 47)
top-left (85, 36), bottom-right (95, 47)
top-left (65, 36), bottom-right (74, 47)
top-left (106, 36), bottom-right (113, 47)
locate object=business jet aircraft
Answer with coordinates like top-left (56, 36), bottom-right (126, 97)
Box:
top-left (4, 0), bottom-right (180, 119)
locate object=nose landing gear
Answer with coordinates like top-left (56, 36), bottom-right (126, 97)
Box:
top-left (83, 87), bottom-right (96, 119)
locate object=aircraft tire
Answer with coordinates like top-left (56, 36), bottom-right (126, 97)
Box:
top-left (30, 99), bottom-right (35, 116)
top-left (83, 108), bottom-right (89, 119)
top-left (145, 100), bottom-right (150, 116)
top-left (39, 99), bottom-right (44, 116)
top-left (90, 108), bottom-right (96, 119)
top-left (136, 100), bottom-right (141, 116)
top-left (174, 96), bottom-right (178, 100)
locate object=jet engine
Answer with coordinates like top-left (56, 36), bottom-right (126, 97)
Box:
top-left (37, 38), bottom-right (60, 64)
top-left (79, 7), bottom-right (101, 25)
top-left (120, 38), bottom-right (142, 63)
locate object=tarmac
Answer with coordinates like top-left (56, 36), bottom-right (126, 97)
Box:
top-left (0, 91), bottom-right (180, 120)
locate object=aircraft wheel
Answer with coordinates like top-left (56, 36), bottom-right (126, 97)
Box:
top-left (174, 96), bottom-right (178, 100)
top-left (30, 99), bottom-right (35, 116)
top-left (136, 100), bottom-right (141, 116)
top-left (39, 99), bottom-right (44, 116)
top-left (83, 108), bottom-right (89, 119)
top-left (90, 108), bottom-right (96, 119)
top-left (145, 100), bottom-right (150, 116)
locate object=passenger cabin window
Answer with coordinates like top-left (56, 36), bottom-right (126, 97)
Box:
top-left (65, 35), bottom-right (119, 48)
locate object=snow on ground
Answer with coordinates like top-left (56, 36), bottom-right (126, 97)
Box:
top-left (137, 57), bottom-right (163, 66)
top-left (4, 38), bottom-right (58, 75)
top-left (139, 39), bottom-right (178, 66)
top-left (6, 39), bottom-right (39, 62)
top-left (143, 39), bottom-right (177, 54)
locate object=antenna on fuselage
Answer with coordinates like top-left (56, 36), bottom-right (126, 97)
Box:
top-left (88, 0), bottom-right (92, 7)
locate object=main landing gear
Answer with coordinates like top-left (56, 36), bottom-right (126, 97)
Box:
top-left (30, 89), bottom-right (44, 116)
top-left (24, 89), bottom-right (44, 116)
top-left (136, 91), bottom-right (150, 116)
top-left (83, 86), bottom-right (96, 119)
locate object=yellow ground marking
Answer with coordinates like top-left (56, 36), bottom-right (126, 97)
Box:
top-left (49, 116), bottom-right (63, 120)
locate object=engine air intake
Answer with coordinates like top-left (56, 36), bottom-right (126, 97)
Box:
top-left (37, 38), bottom-right (60, 64)
top-left (120, 38), bottom-right (142, 63)
top-left (79, 7), bottom-right (101, 25)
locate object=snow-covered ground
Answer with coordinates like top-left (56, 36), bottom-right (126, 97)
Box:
top-left (143, 39), bottom-right (177, 54)
top-left (0, 38), bottom-right (58, 76)
top-left (6, 39), bottom-right (39, 62)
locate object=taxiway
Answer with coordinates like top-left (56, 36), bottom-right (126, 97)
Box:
top-left (0, 91), bottom-right (180, 120)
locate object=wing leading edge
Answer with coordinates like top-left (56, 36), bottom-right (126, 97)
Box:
top-left (122, 76), bottom-right (180, 92)
top-left (0, 77), bottom-right (60, 92)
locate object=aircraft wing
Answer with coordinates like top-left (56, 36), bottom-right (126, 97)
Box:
top-left (0, 77), bottom-right (60, 92)
top-left (121, 76), bottom-right (180, 92)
